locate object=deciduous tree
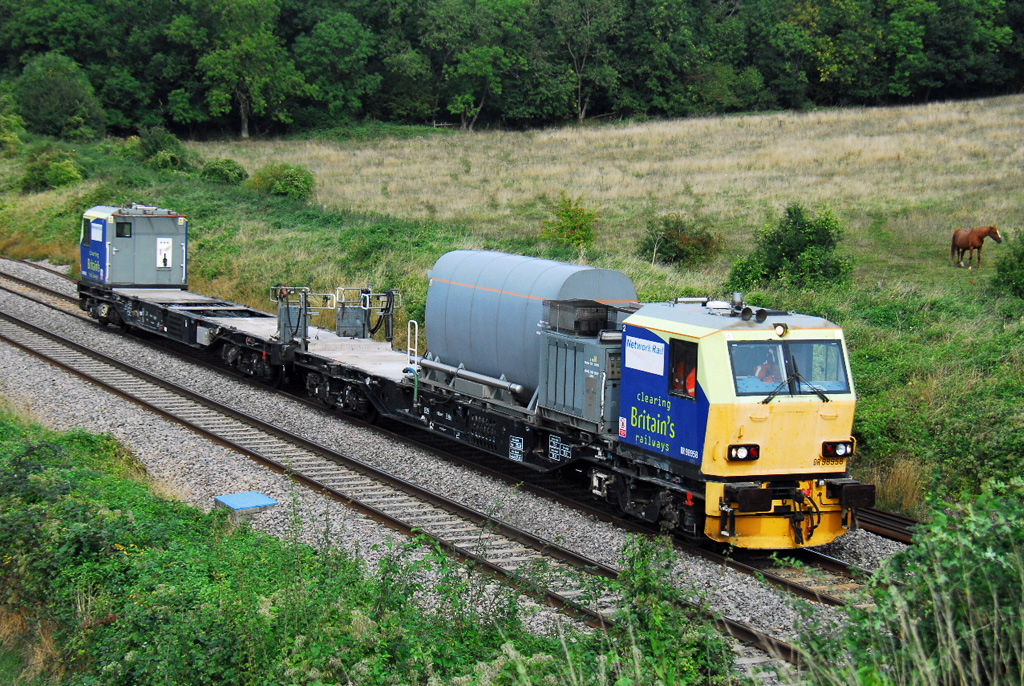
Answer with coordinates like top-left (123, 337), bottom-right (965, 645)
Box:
top-left (169, 0), bottom-right (310, 137)
top-left (547, 0), bottom-right (625, 121)
top-left (293, 10), bottom-right (381, 123)
top-left (14, 51), bottom-right (105, 140)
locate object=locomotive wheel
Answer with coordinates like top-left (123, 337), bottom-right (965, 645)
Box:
top-left (678, 512), bottom-right (707, 546)
top-left (262, 364), bottom-right (284, 389)
top-left (92, 302), bottom-right (120, 327)
top-left (249, 354), bottom-right (283, 388)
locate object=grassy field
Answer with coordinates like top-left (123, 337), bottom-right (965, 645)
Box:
top-left (194, 95), bottom-right (1024, 291)
top-left (2, 95), bottom-right (1023, 515)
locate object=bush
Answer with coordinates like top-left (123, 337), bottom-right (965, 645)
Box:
top-left (0, 95), bottom-right (26, 158)
top-left (540, 190), bottom-right (599, 251)
top-left (247, 162), bottom-right (316, 200)
top-left (13, 52), bottom-right (105, 141)
top-left (994, 232), bottom-right (1024, 298)
top-left (793, 480), bottom-right (1024, 686)
top-left (729, 203), bottom-right (852, 289)
top-left (19, 145), bottom-right (85, 192)
top-left (638, 213), bottom-right (722, 267)
top-left (201, 158), bottom-right (248, 185)
top-left (135, 126), bottom-right (198, 171)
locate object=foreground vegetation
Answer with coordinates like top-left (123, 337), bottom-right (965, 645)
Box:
top-left (0, 402), bottom-right (737, 685)
top-left (795, 480), bottom-right (1024, 686)
top-left (4, 401), bottom-right (1022, 686)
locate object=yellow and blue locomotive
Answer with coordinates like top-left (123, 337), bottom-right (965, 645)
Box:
top-left (77, 206), bottom-right (873, 548)
top-left (418, 250), bottom-right (874, 548)
top-left (608, 297), bottom-right (872, 547)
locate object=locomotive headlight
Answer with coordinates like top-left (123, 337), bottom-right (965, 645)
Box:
top-left (728, 444), bottom-right (760, 461)
top-left (822, 441), bottom-right (854, 457)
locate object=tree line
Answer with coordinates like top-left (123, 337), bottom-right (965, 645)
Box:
top-left (1, 0), bottom-right (1022, 137)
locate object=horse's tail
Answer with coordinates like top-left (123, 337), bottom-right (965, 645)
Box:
top-left (951, 231), bottom-right (958, 266)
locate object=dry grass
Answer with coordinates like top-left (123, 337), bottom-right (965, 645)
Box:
top-left (0, 181), bottom-right (95, 265)
top-left (860, 457), bottom-right (927, 516)
top-left (0, 610), bottom-right (60, 684)
top-left (193, 95), bottom-right (1024, 286)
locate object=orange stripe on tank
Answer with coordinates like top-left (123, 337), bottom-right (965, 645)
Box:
top-left (430, 277), bottom-right (637, 304)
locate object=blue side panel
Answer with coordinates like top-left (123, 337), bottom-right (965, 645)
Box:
top-left (81, 218), bottom-right (107, 282)
top-left (618, 324), bottom-right (708, 466)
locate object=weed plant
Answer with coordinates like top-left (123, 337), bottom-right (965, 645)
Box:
top-left (247, 162), bottom-right (317, 200)
top-left (638, 213), bottom-right (723, 267)
top-left (540, 190), bottom-right (599, 252)
top-left (200, 158), bottom-right (248, 185)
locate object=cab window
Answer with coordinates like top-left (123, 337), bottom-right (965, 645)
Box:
top-left (669, 339), bottom-right (698, 399)
top-left (728, 340), bottom-right (850, 396)
top-left (81, 217), bottom-right (90, 247)
top-left (116, 221), bottom-right (132, 238)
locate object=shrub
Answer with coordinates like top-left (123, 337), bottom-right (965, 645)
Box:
top-left (638, 213), bottom-right (722, 267)
top-left (19, 145), bottom-right (85, 192)
top-left (729, 203), bottom-right (852, 289)
top-left (247, 162), bottom-right (316, 200)
top-left (135, 126), bottom-right (198, 170)
top-left (0, 95), bottom-right (26, 157)
top-left (793, 480), bottom-right (1024, 686)
top-left (201, 158), bottom-right (248, 185)
top-left (994, 232), bottom-right (1024, 298)
top-left (540, 190), bottom-right (599, 251)
top-left (13, 52), bottom-right (105, 141)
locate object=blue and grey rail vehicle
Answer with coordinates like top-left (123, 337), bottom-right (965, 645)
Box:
top-left (77, 204), bottom-right (875, 549)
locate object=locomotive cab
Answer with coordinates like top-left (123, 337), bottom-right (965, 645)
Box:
top-left (614, 298), bottom-right (875, 548)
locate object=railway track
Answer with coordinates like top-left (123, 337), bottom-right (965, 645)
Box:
top-left (858, 508), bottom-right (916, 543)
top-left (0, 289), bottom-right (804, 667)
top-left (0, 259), bottom-right (923, 546)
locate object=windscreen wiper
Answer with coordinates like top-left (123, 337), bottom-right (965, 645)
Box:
top-left (760, 378), bottom-right (791, 404)
top-left (760, 368), bottom-right (831, 404)
top-left (790, 363), bottom-right (831, 402)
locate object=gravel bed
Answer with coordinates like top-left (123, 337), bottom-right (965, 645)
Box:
top-left (0, 258), bottom-right (908, 670)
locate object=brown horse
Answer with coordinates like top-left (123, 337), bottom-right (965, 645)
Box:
top-left (951, 225), bottom-right (1003, 269)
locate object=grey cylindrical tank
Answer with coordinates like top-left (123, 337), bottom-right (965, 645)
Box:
top-left (425, 250), bottom-right (638, 394)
